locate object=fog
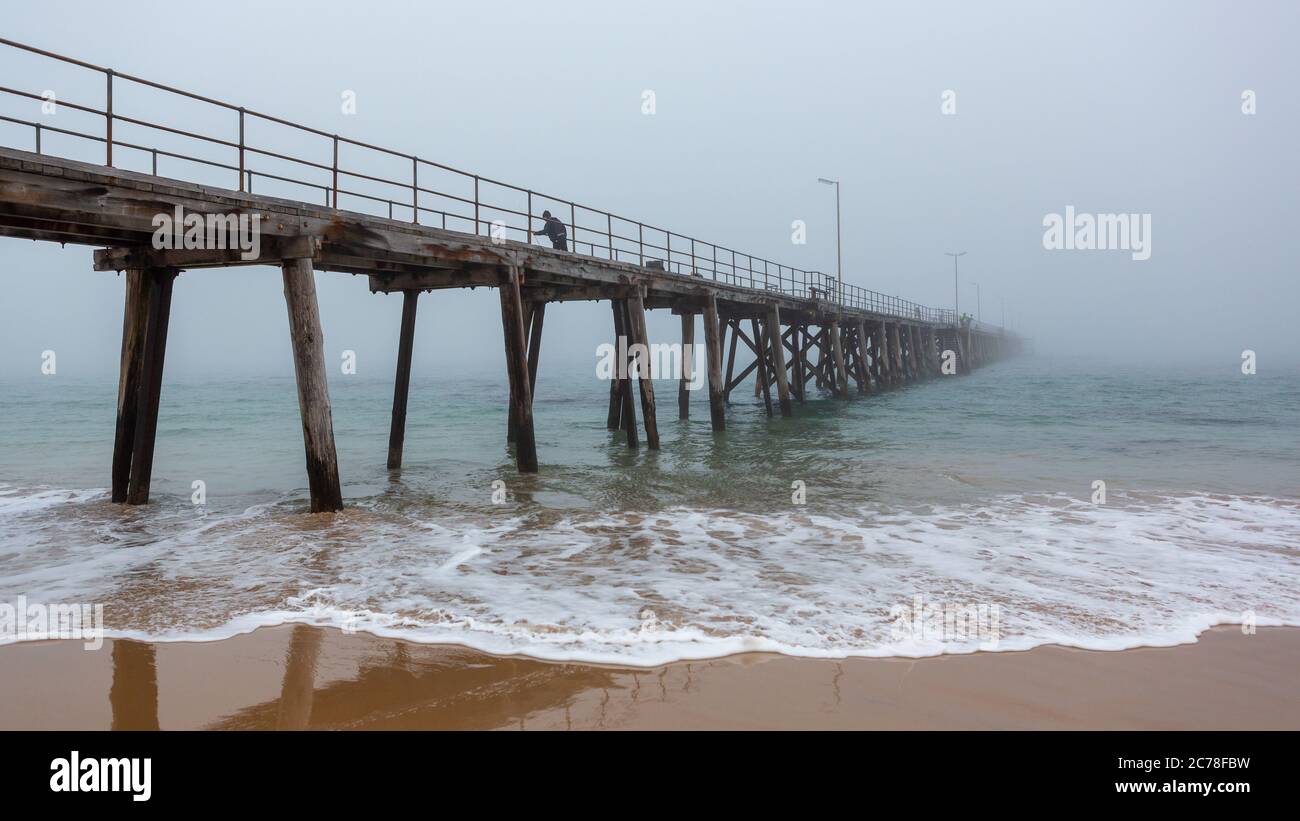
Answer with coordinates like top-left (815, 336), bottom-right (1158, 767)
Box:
top-left (2, 0), bottom-right (1296, 379)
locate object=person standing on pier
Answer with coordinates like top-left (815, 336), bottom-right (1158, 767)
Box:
top-left (533, 210), bottom-right (568, 251)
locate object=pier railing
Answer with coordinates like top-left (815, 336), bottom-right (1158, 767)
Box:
top-left (1, 37), bottom-right (968, 327)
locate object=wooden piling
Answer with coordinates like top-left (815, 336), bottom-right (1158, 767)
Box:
top-left (124, 268), bottom-right (177, 506)
top-left (386, 289), bottom-right (419, 470)
top-left (792, 325), bottom-right (807, 403)
top-left (619, 300), bottom-right (640, 448)
top-left (112, 269), bottom-right (151, 503)
top-left (723, 319), bottom-right (739, 404)
top-left (875, 320), bottom-right (891, 386)
top-left (678, 312), bottom-right (693, 420)
top-left (854, 318), bottom-right (874, 395)
top-left (915, 326), bottom-right (925, 376)
top-left (701, 293), bottom-right (726, 431)
top-left (749, 318), bottom-right (773, 416)
top-left (766, 305), bottom-right (792, 417)
top-left (281, 258), bottom-right (344, 511)
top-left (507, 302), bottom-right (531, 444)
top-left (607, 300), bottom-right (625, 430)
top-left (887, 323), bottom-right (903, 382)
top-left (829, 320), bottom-right (849, 399)
top-left (498, 267), bottom-right (538, 472)
top-left (867, 323), bottom-right (882, 386)
top-left (527, 302), bottom-right (545, 398)
top-left (626, 287), bottom-right (660, 449)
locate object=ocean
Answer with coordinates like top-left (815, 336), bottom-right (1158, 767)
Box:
top-left (1, 356), bottom-right (1298, 665)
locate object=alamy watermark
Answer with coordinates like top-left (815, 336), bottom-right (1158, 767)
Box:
top-left (1042, 205), bottom-right (1151, 261)
top-left (596, 337), bottom-right (705, 389)
top-left (151, 205), bottom-right (262, 260)
top-left (0, 596), bottom-right (104, 650)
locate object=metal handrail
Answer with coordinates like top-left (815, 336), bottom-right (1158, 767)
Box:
top-left (0, 36), bottom-right (994, 329)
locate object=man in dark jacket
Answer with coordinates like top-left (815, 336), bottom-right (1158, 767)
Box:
top-left (532, 210), bottom-right (568, 251)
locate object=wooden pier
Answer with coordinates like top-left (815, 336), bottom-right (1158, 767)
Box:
top-left (0, 39), bottom-right (1019, 513)
top-left (0, 147), bottom-right (1016, 512)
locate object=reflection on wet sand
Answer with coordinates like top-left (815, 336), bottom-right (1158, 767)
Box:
top-left (209, 626), bottom-right (623, 730)
top-left (27, 624), bottom-right (1300, 730)
top-left (275, 625), bottom-right (322, 729)
top-left (110, 640), bottom-right (159, 730)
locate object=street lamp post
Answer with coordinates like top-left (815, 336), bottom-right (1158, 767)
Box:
top-left (818, 177), bottom-right (842, 306)
top-left (944, 251), bottom-right (965, 323)
top-left (971, 281), bottom-right (981, 323)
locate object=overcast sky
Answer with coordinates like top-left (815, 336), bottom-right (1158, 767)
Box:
top-left (1, 0), bottom-right (1296, 379)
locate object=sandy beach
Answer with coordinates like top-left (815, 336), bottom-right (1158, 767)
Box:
top-left (1, 625), bottom-right (1296, 730)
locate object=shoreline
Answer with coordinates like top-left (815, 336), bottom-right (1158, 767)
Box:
top-left (2, 624), bottom-right (1297, 730)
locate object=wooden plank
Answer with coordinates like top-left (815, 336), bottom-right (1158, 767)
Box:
top-left (701, 293), bottom-right (726, 432)
top-left (386, 290), bottom-right (419, 470)
top-left (767, 305), bottom-right (792, 417)
top-left (498, 266), bottom-right (538, 472)
top-left (626, 287), bottom-right (660, 449)
top-left (111, 269), bottom-right (151, 503)
top-left (281, 258), bottom-right (344, 511)
top-left (125, 268), bottom-right (177, 505)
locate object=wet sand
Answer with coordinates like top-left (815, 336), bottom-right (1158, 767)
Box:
top-left (0, 625), bottom-right (1296, 730)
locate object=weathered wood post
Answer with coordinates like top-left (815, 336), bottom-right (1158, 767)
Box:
top-left (792, 325), bottom-right (807, 403)
top-left (876, 320), bottom-right (892, 386)
top-left (723, 319), bottom-right (740, 404)
top-left (124, 268), bottom-right (178, 505)
top-left (904, 324), bottom-right (918, 379)
top-left (626, 287), bottom-right (660, 449)
top-left (678, 312), bottom-right (694, 419)
top-left (766, 304), bottom-right (792, 417)
top-left (618, 300), bottom-right (640, 447)
top-left (281, 258), bottom-right (343, 511)
top-left (867, 323), bottom-right (882, 386)
top-left (386, 289), bottom-right (419, 470)
top-left (498, 266), bottom-right (538, 472)
top-left (526, 301), bottom-right (545, 400)
top-left (854, 318), bottom-right (874, 394)
top-left (829, 319), bottom-right (849, 399)
top-left (112, 269), bottom-right (152, 503)
top-left (883, 322), bottom-right (904, 384)
top-left (911, 325), bottom-right (926, 377)
top-left (701, 293), bottom-right (726, 431)
top-left (507, 303), bottom-right (532, 444)
top-left (607, 299), bottom-right (625, 431)
top-left (751, 317), bottom-right (774, 416)
top-left (812, 328), bottom-right (829, 390)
